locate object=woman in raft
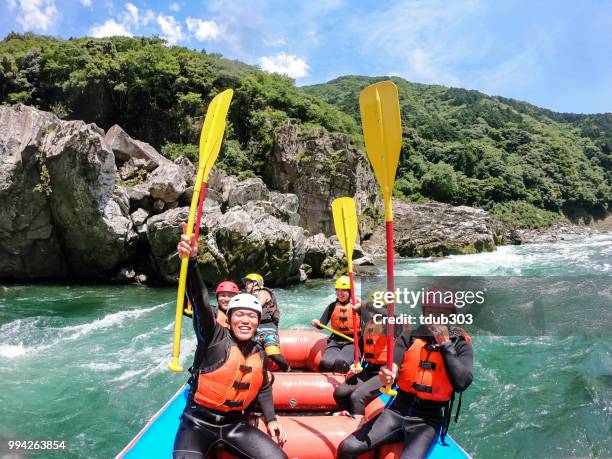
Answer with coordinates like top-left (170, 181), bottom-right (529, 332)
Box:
top-left (333, 298), bottom-right (401, 415)
top-left (337, 290), bottom-right (473, 459)
top-left (173, 231), bottom-right (287, 459)
top-left (312, 276), bottom-right (361, 373)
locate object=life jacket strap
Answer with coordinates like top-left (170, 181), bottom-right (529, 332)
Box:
top-left (223, 400), bottom-right (244, 408)
top-left (419, 360), bottom-right (436, 370)
top-left (412, 382), bottom-right (433, 393)
top-left (365, 353), bottom-right (375, 359)
top-left (365, 339), bottom-right (375, 344)
top-left (233, 381), bottom-right (250, 390)
top-left (239, 365), bottom-right (252, 372)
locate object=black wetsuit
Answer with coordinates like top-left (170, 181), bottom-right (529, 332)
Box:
top-left (255, 288), bottom-right (290, 372)
top-left (318, 300), bottom-right (359, 373)
top-left (337, 325), bottom-right (473, 459)
top-left (333, 308), bottom-right (401, 415)
top-left (173, 260), bottom-right (287, 459)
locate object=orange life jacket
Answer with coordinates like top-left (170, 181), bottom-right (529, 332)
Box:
top-left (217, 309), bottom-right (230, 329)
top-left (194, 344), bottom-right (264, 411)
top-left (330, 301), bottom-right (357, 335)
top-left (397, 335), bottom-right (471, 402)
top-left (362, 320), bottom-right (387, 365)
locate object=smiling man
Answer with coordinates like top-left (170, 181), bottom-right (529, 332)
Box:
top-left (173, 231), bottom-right (287, 459)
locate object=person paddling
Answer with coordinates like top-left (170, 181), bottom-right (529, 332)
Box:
top-left (312, 276), bottom-right (361, 373)
top-left (173, 233), bottom-right (287, 459)
top-left (336, 289), bottom-right (473, 459)
top-left (243, 273), bottom-right (291, 372)
top-left (333, 300), bottom-right (400, 415)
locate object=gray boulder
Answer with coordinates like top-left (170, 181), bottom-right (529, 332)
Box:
top-left (105, 124), bottom-right (165, 170)
top-left (227, 178), bottom-right (270, 208)
top-left (266, 123), bottom-right (379, 237)
top-left (362, 199), bottom-right (513, 257)
top-left (303, 232), bottom-right (373, 279)
top-left (0, 104), bottom-right (137, 279)
top-left (147, 162), bottom-right (187, 204)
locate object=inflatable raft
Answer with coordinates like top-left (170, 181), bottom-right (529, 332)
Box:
top-left (117, 331), bottom-right (471, 459)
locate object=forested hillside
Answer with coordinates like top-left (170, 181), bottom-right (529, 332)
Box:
top-left (304, 76), bottom-right (611, 226)
top-left (1, 33), bottom-right (610, 228)
top-left (0, 32), bottom-right (357, 178)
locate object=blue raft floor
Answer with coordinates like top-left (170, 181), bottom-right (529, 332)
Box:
top-left (117, 385), bottom-right (471, 459)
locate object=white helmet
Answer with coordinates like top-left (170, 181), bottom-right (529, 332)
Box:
top-left (226, 293), bottom-right (262, 317)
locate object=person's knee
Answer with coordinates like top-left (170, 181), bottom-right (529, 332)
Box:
top-left (319, 357), bottom-right (334, 372)
top-left (333, 385), bottom-right (351, 406)
top-left (337, 435), bottom-right (363, 459)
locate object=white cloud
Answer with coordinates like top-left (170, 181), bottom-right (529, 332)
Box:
top-left (263, 37), bottom-right (286, 47)
top-left (124, 2), bottom-right (138, 23)
top-left (90, 18), bottom-right (132, 37)
top-left (350, 0), bottom-right (484, 87)
top-left (185, 17), bottom-right (222, 41)
top-left (157, 13), bottom-right (184, 45)
top-left (80, 0), bottom-right (92, 6)
top-left (259, 52), bottom-right (310, 79)
top-left (16, 0), bottom-right (58, 32)
top-left (168, 2), bottom-right (180, 12)
top-left (121, 2), bottom-right (154, 27)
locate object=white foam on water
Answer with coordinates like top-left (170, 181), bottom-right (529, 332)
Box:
top-left (80, 362), bottom-right (123, 371)
top-left (110, 368), bottom-right (148, 382)
top-left (0, 343), bottom-right (29, 358)
top-left (57, 303), bottom-right (168, 341)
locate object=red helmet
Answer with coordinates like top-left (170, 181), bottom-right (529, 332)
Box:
top-left (215, 281), bottom-right (240, 295)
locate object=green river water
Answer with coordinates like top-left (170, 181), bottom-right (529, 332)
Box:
top-left (1, 236), bottom-right (611, 458)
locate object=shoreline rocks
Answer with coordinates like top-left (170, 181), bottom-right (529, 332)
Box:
top-left (1, 105), bottom-right (608, 286)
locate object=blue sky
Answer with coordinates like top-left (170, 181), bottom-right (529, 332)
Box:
top-left (2, 0), bottom-right (611, 114)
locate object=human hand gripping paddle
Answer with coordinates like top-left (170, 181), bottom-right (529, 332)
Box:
top-left (359, 81), bottom-right (402, 395)
top-left (168, 89), bottom-right (233, 372)
top-left (332, 197), bottom-right (362, 373)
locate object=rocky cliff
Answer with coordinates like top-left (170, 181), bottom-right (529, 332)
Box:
top-left (0, 104), bottom-right (534, 285)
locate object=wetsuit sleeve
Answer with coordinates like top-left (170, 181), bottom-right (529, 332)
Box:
top-left (319, 302), bottom-right (335, 324)
top-left (186, 259), bottom-right (222, 346)
top-left (256, 357), bottom-right (277, 423)
top-left (440, 339), bottom-right (473, 392)
top-left (393, 329), bottom-right (413, 368)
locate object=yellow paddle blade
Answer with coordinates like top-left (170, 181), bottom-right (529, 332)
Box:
top-left (332, 197), bottom-right (358, 270)
top-left (359, 81), bottom-right (402, 201)
top-left (168, 88), bottom-right (233, 372)
top-left (199, 88), bottom-right (233, 181)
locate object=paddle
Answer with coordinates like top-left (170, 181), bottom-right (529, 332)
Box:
top-left (312, 321), bottom-right (355, 343)
top-left (168, 89), bottom-right (234, 372)
top-left (359, 81), bottom-right (402, 395)
top-left (332, 197), bottom-right (362, 372)
top-left (183, 133), bottom-right (224, 318)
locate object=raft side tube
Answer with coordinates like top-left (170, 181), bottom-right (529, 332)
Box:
top-left (278, 330), bottom-right (327, 371)
top-left (272, 372), bottom-right (345, 410)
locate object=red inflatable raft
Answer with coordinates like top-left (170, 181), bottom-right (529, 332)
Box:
top-left (118, 330), bottom-right (471, 458)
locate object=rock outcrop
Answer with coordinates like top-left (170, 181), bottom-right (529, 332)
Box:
top-left (362, 199), bottom-right (519, 257)
top-left (266, 123), bottom-right (380, 237)
top-left (303, 232), bottom-right (374, 279)
top-left (0, 104), bottom-right (136, 279)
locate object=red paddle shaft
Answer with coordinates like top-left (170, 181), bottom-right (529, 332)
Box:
top-left (349, 271), bottom-right (360, 365)
top-left (386, 220), bottom-right (395, 372)
top-left (193, 182), bottom-right (208, 240)
top-left (185, 182), bottom-right (208, 312)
